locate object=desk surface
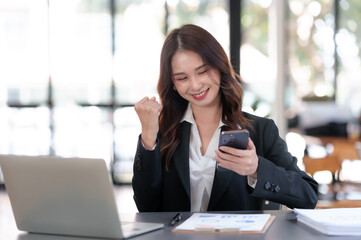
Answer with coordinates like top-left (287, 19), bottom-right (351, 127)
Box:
top-left (1, 203), bottom-right (361, 240)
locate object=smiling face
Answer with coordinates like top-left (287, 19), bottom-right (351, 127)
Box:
top-left (171, 50), bottom-right (221, 109)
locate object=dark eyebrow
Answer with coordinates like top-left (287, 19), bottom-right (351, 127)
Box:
top-left (173, 64), bottom-right (208, 76)
top-left (195, 63), bottom-right (208, 71)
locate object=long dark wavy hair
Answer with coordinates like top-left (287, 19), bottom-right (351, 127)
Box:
top-left (157, 24), bottom-right (253, 170)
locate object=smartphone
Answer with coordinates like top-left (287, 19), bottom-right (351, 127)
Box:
top-left (217, 129), bottom-right (249, 171)
top-left (219, 129), bottom-right (249, 150)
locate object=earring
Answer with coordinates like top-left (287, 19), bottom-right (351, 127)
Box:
top-left (173, 86), bottom-right (177, 91)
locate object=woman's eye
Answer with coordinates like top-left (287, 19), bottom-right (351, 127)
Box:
top-left (199, 69), bottom-right (208, 74)
top-left (177, 77), bottom-right (187, 81)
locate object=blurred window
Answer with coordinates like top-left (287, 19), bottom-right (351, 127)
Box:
top-left (337, 0), bottom-right (361, 119)
top-left (167, 0), bottom-right (229, 55)
top-left (114, 0), bottom-right (164, 103)
top-left (4, 1), bottom-right (359, 183)
top-left (288, 0), bottom-right (336, 104)
top-left (0, 0), bottom-right (48, 105)
top-left (113, 107), bottom-right (141, 183)
top-left (53, 106), bottom-right (113, 163)
top-left (240, 0), bottom-right (273, 117)
top-left (240, 0), bottom-right (361, 122)
top-left (0, 0), bottom-right (229, 183)
top-left (0, 106), bottom-right (51, 156)
top-left (50, 0), bottom-right (112, 105)
top-left (0, 0), bottom-right (50, 158)
top-left (49, 0), bottom-right (114, 166)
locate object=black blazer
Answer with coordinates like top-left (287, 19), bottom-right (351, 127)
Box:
top-left (132, 112), bottom-right (318, 212)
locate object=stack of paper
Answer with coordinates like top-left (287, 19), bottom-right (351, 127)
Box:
top-left (294, 208), bottom-right (361, 236)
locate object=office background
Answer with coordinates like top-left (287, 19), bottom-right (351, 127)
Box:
top-left (0, 0), bottom-right (360, 188)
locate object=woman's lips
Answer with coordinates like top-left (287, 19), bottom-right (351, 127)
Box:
top-left (192, 89), bottom-right (209, 100)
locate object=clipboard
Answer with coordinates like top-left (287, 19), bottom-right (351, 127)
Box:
top-left (172, 213), bottom-right (275, 234)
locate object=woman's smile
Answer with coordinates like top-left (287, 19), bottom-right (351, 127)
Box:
top-left (191, 88), bottom-right (209, 100)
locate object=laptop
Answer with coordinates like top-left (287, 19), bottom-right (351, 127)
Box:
top-left (0, 155), bottom-right (164, 239)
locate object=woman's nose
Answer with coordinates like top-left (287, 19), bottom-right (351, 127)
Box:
top-left (190, 75), bottom-right (202, 91)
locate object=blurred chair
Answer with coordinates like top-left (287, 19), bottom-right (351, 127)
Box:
top-left (302, 136), bottom-right (361, 208)
top-left (303, 154), bottom-right (341, 199)
top-left (303, 155), bottom-right (341, 182)
top-left (304, 122), bottom-right (348, 137)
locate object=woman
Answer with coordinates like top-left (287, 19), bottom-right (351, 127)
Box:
top-left (132, 24), bottom-right (318, 212)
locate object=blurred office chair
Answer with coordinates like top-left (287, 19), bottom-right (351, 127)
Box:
top-left (303, 154), bottom-right (341, 199)
top-left (304, 122), bottom-right (348, 137)
top-left (303, 137), bottom-right (361, 208)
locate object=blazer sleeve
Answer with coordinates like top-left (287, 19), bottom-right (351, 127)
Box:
top-left (249, 118), bottom-right (318, 209)
top-left (132, 135), bottom-right (163, 212)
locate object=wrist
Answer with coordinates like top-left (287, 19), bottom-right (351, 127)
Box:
top-left (249, 171), bottom-right (258, 179)
top-left (141, 134), bottom-right (157, 150)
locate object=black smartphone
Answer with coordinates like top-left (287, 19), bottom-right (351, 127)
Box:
top-left (217, 129), bottom-right (249, 171)
top-left (219, 129), bottom-right (249, 150)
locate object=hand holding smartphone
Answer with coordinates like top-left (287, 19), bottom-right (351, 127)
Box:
top-left (217, 129), bottom-right (249, 171)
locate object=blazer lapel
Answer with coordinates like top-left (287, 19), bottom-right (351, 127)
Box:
top-left (173, 121), bottom-right (191, 199)
top-left (207, 167), bottom-right (235, 210)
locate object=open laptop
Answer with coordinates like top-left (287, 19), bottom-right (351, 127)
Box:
top-left (0, 155), bottom-right (163, 239)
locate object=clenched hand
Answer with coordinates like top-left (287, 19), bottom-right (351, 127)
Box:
top-left (134, 96), bottom-right (162, 150)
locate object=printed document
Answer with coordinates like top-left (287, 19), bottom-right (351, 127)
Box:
top-left (174, 213), bottom-right (271, 232)
top-left (294, 208), bottom-right (361, 236)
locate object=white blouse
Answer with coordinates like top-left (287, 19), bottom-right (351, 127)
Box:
top-left (181, 104), bottom-right (224, 212)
